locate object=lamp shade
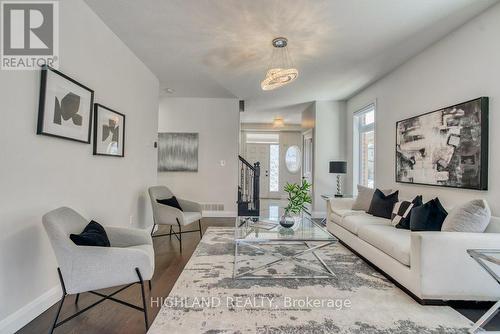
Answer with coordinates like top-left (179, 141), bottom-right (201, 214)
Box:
top-left (329, 161), bottom-right (347, 174)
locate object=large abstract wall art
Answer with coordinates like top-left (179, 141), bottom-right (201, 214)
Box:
top-left (158, 133), bottom-right (199, 172)
top-left (37, 66), bottom-right (94, 143)
top-left (396, 97), bottom-right (488, 190)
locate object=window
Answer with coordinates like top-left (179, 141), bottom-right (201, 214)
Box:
top-left (246, 133), bottom-right (279, 144)
top-left (285, 145), bottom-right (301, 173)
top-left (269, 144), bottom-right (280, 192)
top-left (269, 205), bottom-right (279, 220)
top-left (303, 131), bottom-right (313, 180)
top-left (354, 104), bottom-right (375, 188)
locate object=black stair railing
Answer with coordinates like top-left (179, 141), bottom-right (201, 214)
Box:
top-left (237, 155), bottom-right (260, 216)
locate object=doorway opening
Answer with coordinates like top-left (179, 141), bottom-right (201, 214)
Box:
top-left (238, 121), bottom-right (304, 217)
top-left (244, 133), bottom-right (280, 199)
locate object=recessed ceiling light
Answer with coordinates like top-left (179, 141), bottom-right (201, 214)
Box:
top-left (273, 116), bottom-right (285, 128)
top-left (164, 88), bottom-right (175, 94)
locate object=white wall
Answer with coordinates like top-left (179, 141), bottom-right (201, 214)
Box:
top-left (312, 101), bottom-right (347, 216)
top-left (346, 2), bottom-right (500, 214)
top-left (301, 103), bottom-right (316, 130)
top-left (157, 97), bottom-right (239, 216)
top-left (0, 0), bottom-right (159, 332)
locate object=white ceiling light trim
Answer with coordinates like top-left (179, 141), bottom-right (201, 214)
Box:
top-left (261, 37), bottom-right (298, 91)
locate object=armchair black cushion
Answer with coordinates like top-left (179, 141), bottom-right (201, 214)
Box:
top-left (157, 196), bottom-right (183, 211)
top-left (70, 220), bottom-right (110, 247)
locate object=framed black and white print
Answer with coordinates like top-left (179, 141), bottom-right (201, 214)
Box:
top-left (93, 104), bottom-right (125, 157)
top-left (37, 66), bottom-right (94, 143)
top-left (396, 97), bottom-right (488, 190)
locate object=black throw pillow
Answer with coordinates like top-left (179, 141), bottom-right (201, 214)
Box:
top-left (410, 198), bottom-right (448, 231)
top-left (157, 196), bottom-right (183, 211)
top-left (368, 189), bottom-right (399, 219)
top-left (393, 195), bottom-right (423, 230)
top-left (70, 220), bottom-right (110, 247)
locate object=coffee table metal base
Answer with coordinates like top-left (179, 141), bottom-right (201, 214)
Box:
top-left (469, 300), bottom-right (500, 334)
top-left (233, 241), bottom-right (336, 279)
top-left (467, 249), bottom-right (500, 333)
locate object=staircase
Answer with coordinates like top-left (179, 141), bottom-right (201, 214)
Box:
top-left (237, 155), bottom-right (260, 216)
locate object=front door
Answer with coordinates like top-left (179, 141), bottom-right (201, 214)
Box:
top-left (245, 143), bottom-right (272, 198)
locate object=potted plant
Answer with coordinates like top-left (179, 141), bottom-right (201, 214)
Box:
top-left (280, 179), bottom-right (312, 228)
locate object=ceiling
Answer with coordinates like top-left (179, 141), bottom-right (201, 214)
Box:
top-left (85, 0), bottom-right (498, 123)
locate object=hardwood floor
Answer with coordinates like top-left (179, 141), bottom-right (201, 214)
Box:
top-left (17, 218), bottom-right (234, 334)
top-left (17, 217), bottom-right (498, 333)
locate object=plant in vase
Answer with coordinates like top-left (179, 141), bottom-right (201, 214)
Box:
top-left (280, 179), bottom-right (312, 228)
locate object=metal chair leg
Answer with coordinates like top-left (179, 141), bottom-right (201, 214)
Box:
top-left (49, 294), bottom-right (66, 334)
top-left (150, 223), bottom-right (155, 237)
top-left (135, 268), bottom-right (149, 330)
top-left (178, 225), bottom-right (182, 253)
top-left (50, 268), bottom-right (151, 333)
top-left (198, 220), bottom-right (203, 238)
top-left (148, 280), bottom-right (152, 291)
top-left (74, 293), bottom-right (80, 305)
top-left (169, 225), bottom-right (172, 240)
top-left (49, 268), bottom-right (67, 334)
top-left (175, 218), bottom-right (183, 253)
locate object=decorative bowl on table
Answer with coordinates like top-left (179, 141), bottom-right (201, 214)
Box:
top-left (279, 213), bottom-right (295, 228)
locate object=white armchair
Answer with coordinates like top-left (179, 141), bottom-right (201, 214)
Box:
top-left (42, 207), bottom-right (154, 333)
top-left (148, 186), bottom-right (203, 252)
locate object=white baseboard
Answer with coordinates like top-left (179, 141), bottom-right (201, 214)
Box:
top-left (0, 285), bottom-right (61, 334)
top-left (202, 211), bottom-right (237, 218)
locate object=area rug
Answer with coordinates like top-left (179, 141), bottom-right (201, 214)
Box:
top-left (148, 227), bottom-right (472, 333)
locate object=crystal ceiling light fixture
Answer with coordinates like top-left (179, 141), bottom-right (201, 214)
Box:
top-left (261, 37), bottom-right (299, 91)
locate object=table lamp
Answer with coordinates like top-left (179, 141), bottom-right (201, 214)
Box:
top-left (329, 161), bottom-right (347, 197)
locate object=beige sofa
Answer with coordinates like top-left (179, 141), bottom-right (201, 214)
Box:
top-left (327, 197), bottom-right (500, 303)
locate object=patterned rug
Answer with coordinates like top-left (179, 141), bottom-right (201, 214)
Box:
top-left (148, 227), bottom-right (472, 333)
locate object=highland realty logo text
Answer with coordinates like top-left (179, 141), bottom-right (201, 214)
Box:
top-left (1, 1), bottom-right (59, 70)
top-left (151, 296), bottom-right (352, 310)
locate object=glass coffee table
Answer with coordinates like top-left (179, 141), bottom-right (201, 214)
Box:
top-left (467, 249), bottom-right (500, 333)
top-left (234, 210), bottom-right (337, 279)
